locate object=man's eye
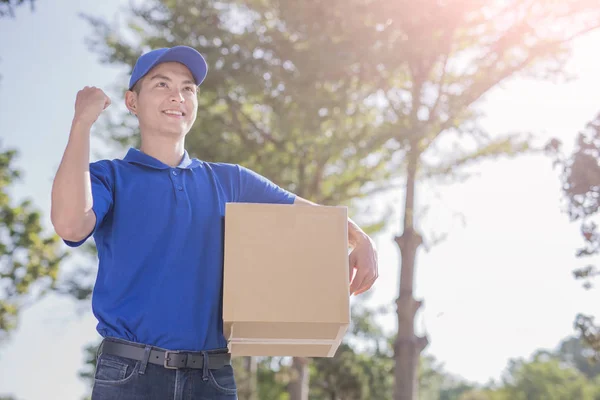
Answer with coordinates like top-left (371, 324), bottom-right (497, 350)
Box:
top-left (157, 82), bottom-right (167, 87)
top-left (185, 86), bottom-right (195, 92)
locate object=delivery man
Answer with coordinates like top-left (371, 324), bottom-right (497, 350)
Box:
top-left (51, 46), bottom-right (378, 400)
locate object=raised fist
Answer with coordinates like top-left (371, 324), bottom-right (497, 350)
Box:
top-left (73, 86), bottom-right (111, 126)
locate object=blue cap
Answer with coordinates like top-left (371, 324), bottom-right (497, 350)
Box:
top-left (128, 46), bottom-right (208, 90)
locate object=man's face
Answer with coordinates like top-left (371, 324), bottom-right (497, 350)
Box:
top-left (128, 61), bottom-right (198, 136)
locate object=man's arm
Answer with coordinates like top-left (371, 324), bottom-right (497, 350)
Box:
top-left (293, 196), bottom-right (379, 295)
top-left (51, 120), bottom-right (96, 241)
top-left (51, 87), bottom-right (111, 242)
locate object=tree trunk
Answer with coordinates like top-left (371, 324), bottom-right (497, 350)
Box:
top-left (236, 357), bottom-right (258, 400)
top-left (245, 356), bottom-right (258, 400)
top-left (394, 149), bottom-right (429, 400)
top-left (288, 357), bottom-right (310, 400)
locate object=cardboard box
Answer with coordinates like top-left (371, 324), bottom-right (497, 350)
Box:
top-left (222, 202), bottom-right (350, 357)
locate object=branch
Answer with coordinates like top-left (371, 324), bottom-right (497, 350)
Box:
top-left (421, 133), bottom-right (533, 181)
top-left (308, 158), bottom-right (326, 199)
top-left (464, 21), bottom-right (600, 110)
top-left (222, 97), bottom-right (257, 149)
top-left (408, 72), bottom-right (424, 135)
top-left (318, 166), bottom-right (398, 205)
top-left (352, 181), bottom-right (405, 204)
top-left (382, 90), bottom-right (403, 122)
top-left (574, 314), bottom-right (600, 361)
top-left (225, 96), bottom-right (282, 147)
top-left (428, 50), bottom-right (450, 124)
top-left (296, 151), bottom-right (307, 198)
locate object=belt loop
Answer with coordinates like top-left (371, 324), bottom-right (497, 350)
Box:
top-left (138, 345), bottom-right (152, 375)
top-left (201, 351), bottom-right (209, 381)
top-left (96, 338), bottom-right (106, 361)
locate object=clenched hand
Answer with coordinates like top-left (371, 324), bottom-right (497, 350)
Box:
top-left (74, 86), bottom-right (111, 127)
top-left (349, 236), bottom-right (378, 295)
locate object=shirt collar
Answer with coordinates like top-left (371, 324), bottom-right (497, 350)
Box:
top-left (123, 148), bottom-right (200, 169)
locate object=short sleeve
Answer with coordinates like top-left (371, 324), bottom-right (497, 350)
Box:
top-left (237, 165), bottom-right (296, 204)
top-left (63, 161), bottom-right (114, 247)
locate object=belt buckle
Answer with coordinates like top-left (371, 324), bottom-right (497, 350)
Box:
top-left (164, 350), bottom-right (180, 369)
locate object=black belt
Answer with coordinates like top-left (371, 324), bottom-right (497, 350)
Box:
top-left (101, 340), bottom-right (231, 370)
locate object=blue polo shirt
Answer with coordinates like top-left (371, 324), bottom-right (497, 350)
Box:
top-left (64, 148), bottom-right (296, 351)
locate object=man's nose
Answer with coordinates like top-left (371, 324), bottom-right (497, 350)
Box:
top-left (170, 90), bottom-right (185, 102)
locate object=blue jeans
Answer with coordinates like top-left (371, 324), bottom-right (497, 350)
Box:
top-left (91, 339), bottom-right (238, 400)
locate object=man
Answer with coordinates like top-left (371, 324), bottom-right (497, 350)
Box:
top-left (51, 46), bottom-right (378, 399)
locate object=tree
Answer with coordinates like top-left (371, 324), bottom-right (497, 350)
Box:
top-left (0, 144), bottom-right (65, 341)
top-left (554, 336), bottom-right (600, 379)
top-left (0, 0), bottom-right (35, 18)
top-left (80, 1), bottom-right (398, 398)
top-left (416, 353), bottom-right (478, 400)
top-left (326, 2), bottom-right (600, 399)
top-left (308, 302), bottom-right (395, 400)
top-left (79, 1), bottom-right (600, 400)
top-left (457, 336), bottom-right (600, 400)
top-left (548, 111), bottom-right (600, 358)
top-left (498, 354), bottom-right (597, 400)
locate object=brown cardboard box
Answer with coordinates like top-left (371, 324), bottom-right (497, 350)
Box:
top-left (222, 202), bottom-right (350, 357)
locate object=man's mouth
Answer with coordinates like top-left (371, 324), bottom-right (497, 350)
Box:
top-left (163, 110), bottom-right (185, 117)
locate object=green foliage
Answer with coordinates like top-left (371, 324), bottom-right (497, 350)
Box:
top-left (308, 304), bottom-right (395, 400)
top-left (81, 0), bottom-right (401, 208)
top-left (254, 359), bottom-right (289, 400)
top-left (54, 241), bottom-right (97, 303)
top-left (554, 336), bottom-right (600, 379)
top-left (78, 341), bottom-right (99, 385)
top-left (457, 390), bottom-right (507, 400)
top-left (418, 335), bottom-right (600, 400)
top-left (0, 144), bottom-right (65, 340)
top-left (462, 336), bottom-right (600, 400)
top-left (417, 354), bottom-right (477, 400)
top-left (500, 355), bottom-right (596, 400)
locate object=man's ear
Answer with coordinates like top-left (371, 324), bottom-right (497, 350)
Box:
top-left (125, 90), bottom-right (138, 115)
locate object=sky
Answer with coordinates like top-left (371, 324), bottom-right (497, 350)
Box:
top-left (1, 1), bottom-right (600, 399)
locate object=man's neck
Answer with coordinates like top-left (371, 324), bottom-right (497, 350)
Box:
top-left (139, 135), bottom-right (186, 167)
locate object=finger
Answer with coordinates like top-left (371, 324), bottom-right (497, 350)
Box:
top-left (353, 276), bottom-right (376, 295)
top-left (348, 251), bottom-right (358, 282)
top-left (104, 97), bottom-right (111, 110)
top-left (351, 263), bottom-right (378, 295)
top-left (349, 268), bottom-right (369, 295)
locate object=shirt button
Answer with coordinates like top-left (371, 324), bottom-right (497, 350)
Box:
top-left (172, 170), bottom-right (178, 176)
top-left (177, 186), bottom-right (183, 191)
